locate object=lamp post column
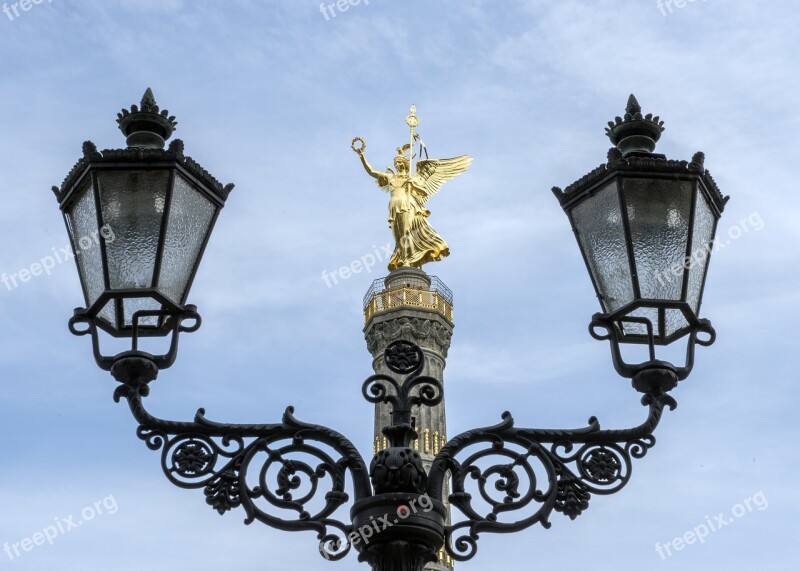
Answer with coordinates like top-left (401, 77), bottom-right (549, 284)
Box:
top-left (364, 267), bottom-right (454, 571)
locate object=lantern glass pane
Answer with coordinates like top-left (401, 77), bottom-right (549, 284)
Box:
top-left (665, 307), bottom-right (689, 337)
top-left (621, 306), bottom-right (658, 337)
top-left (95, 300), bottom-right (117, 328)
top-left (621, 307), bottom-right (689, 339)
top-left (623, 178), bottom-right (693, 301)
top-left (687, 192), bottom-right (716, 313)
top-left (65, 178), bottom-right (105, 308)
top-left (571, 181), bottom-right (634, 312)
top-left (97, 170), bottom-right (168, 290)
top-left (158, 175), bottom-right (216, 304)
top-left (123, 297), bottom-right (162, 328)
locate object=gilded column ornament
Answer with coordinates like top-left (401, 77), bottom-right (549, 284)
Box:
top-left (353, 106), bottom-right (472, 270)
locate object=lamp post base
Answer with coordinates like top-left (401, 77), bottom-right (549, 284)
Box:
top-left (352, 494), bottom-right (447, 571)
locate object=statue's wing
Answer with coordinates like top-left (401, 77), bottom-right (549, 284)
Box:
top-left (414, 156), bottom-right (473, 205)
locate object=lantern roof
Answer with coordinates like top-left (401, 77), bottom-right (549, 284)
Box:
top-left (552, 95), bottom-right (729, 215)
top-left (51, 89), bottom-right (234, 207)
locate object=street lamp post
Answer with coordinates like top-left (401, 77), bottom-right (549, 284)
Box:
top-left (53, 90), bottom-right (727, 571)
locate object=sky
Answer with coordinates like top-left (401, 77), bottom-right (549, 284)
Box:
top-left (0, 1), bottom-right (797, 570)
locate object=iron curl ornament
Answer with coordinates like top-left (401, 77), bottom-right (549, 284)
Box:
top-left (99, 325), bottom-right (689, 571)
top-left (427, 395), bottom-right (670, 562)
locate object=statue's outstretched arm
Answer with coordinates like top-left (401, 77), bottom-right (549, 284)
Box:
top-left (358, 152), bottom-right (380, 179)
top-left (352, 137), bottom-right (388, 186)
top-left (357, 152), bottom-right (389, 188)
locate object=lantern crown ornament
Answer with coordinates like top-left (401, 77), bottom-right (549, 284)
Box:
top-left (52, 90), bottom-right (234, 369)
top-left (116, 87), bottom-right (178, 149)
top-left (604, 94), bottom-right (665, 156)
top-left (553, 95), bottom-right (729, 382)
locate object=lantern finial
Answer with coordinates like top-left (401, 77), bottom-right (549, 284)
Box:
top-left (605, 94), bottom-right (665, 157)
top-left (625, 94), bottom-right (641, 115)
top-left (116, 88), bottom-right (178, 149)
top-left (141, 87), bottom-right (157, 109)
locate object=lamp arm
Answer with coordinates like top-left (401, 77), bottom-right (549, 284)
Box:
top-left (425, 391), bottom-right (674, 562)
top-left (112, 357), bottom-right (372, 563)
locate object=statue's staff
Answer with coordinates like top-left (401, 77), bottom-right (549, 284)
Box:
top-left (406, 104), bottom-right (419, 172)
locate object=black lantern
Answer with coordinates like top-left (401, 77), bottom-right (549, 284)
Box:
top-left (553, 95), bottom-right (728, 351)
top-left (52, 89), bottom-right (234, 341)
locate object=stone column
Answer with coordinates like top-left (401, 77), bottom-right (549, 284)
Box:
top-left (364, 267), bottom-right (454, 571)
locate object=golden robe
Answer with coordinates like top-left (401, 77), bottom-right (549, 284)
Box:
top-left (377, 172), bottom-right (449, 270)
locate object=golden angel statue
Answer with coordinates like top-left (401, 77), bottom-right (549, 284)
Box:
top-left (352, 106), bottom-right (472, 270)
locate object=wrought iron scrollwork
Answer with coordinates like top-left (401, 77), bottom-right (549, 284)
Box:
top-left (362, 340), bottom-right (443, 495)
top-left (362, 340), bottom-right (443, 420)
top-left (426, 391), bottom-right (672, 562)
top-left (114, 360), bottom-right (371, 562)
top-left (106, 334), bottom-right (682, 568)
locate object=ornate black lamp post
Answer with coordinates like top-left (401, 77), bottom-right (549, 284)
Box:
top-left (54, 91), bottom-right (727, 571)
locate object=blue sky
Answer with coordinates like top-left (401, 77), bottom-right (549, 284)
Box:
top-left (0, 1), bottom-right (797, 570)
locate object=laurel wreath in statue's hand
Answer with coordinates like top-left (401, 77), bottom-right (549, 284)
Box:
top-left (351, 137), bottom-right (366, 155)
